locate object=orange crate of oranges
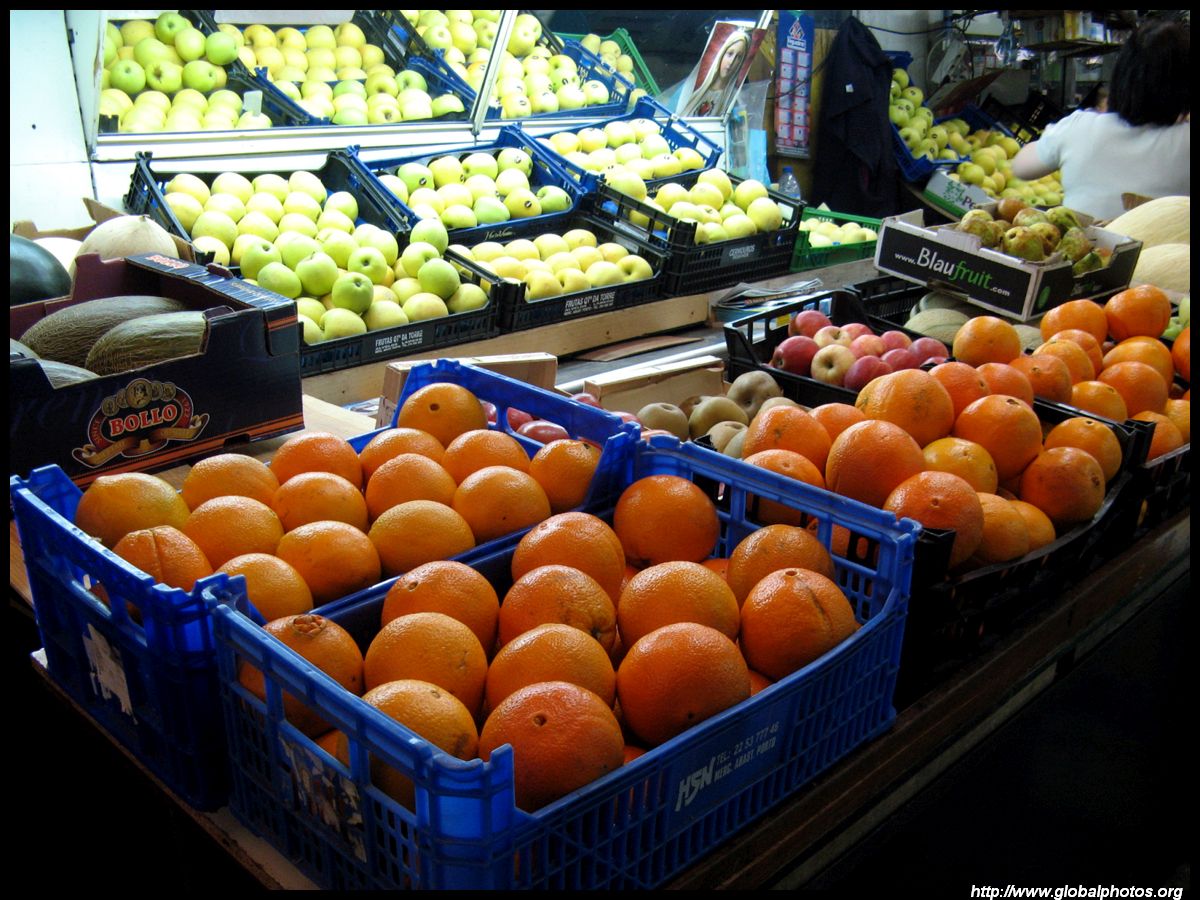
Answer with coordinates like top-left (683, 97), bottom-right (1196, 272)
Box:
top-left (210, 436), bottom-right (919, 890)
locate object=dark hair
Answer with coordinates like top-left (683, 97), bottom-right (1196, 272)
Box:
top-left (1109, 18), bottom-right (1190, 126)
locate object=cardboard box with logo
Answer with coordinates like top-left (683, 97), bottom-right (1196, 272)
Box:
top-left (10, 253), bottom-right (303, 487)
top-left (873, 209), bottom-right (1141, 320)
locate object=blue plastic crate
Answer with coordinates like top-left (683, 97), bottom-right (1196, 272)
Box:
top-left (348, 126), bottom-right (599, 245)
top-left (10, 466), bottom-right (237, 810)
top-left (211, 435), bottom-right (918, 890)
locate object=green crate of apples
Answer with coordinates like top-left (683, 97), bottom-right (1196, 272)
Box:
top-left (791, 208), bottom-right (881, 272)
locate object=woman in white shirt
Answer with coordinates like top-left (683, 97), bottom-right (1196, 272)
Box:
top-left (1011, 18), bottom-right (1189, 221)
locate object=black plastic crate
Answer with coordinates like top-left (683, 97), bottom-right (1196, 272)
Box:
top-left (588, 174), bottom-right (803, 298)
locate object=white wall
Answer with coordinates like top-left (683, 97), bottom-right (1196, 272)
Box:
top-left (9, 10), bottom-right (97, 229)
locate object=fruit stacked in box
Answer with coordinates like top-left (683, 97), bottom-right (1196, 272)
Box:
top-left (348, 126), bottom-right (597, 245)
top-left (189, 10), bottom-right (471, 126)
top-left (98, 11), bottom-right (310, 132)
top-left (211, 425), bottom-right (917, 889)
top-left (125, 151), bottom-right (508, 372)
top-left (8, 360), bottom-right (635, 814)
top-left (554, 28), bottom-right (661, 96)
top-left (791, 208), bottom-right (882, 272)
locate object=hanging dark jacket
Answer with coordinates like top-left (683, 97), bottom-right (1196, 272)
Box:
top-left (810, 17), bottom-right (904, 217)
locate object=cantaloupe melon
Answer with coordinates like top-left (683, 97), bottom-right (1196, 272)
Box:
top-left (1106, 196), bottom-right (1189, 248)
top-left (18, 295), bottom-right (187, 368)
top-left (1131, 243), bottom-right (1189, 294)
top-left (905, 308), bottom-right (970, 344)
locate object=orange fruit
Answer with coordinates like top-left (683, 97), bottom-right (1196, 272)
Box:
top-left (749, 670), bottom-right (774, 695)
top-left (1047, 328), bottom-right (1105, 376)
top-left (217, 552), bottom-right (314, 621)
top-left (1102, 337), bottom-right (1175, 387)
top-left (269, 431), bottom-right (363, 488)
top-left (237, 613), bottom-right (363, 737)
top-left (1040, 299), bottom-right (1109, 345)
top-left (452, 465), bottom-right (551, 544)
top-left (479, 681), bottom-right (624, 811)
top-left (335, 679), bottom-right (478, 810)
top-left (364, 611), bottom-right (488, 716)
top-left (1162, 398), bottom-right (1190, 444)
top-left (358, 427), bottom-right (445, 480)
top-left (182, 495), bottom-right (284, 568)
top-left (883, 471), bottom-right (985, 569)
top-left (854, 368), bottom-right (955, 447)
top-left (111, 525), bottom-right (213, 591)
top-left (975, 362), bottom-right (1035, 407)
top-left (1097, 360), bottom-right (1169, 416)
top-left (276, 520), bottom-right (383, 604)
top-left (969, 493), bottom-right (1031, 567)
top-left (1008, 499), bottom-right (1057, 552)
top-left (952, 315), bottom-right (1023, 367)
top-left (1171, 326), bottom-right (1190, 382)
top-left (953, 394), bottom-right (1044, 482)
top-left (616, 560), bottom-right (740, 649)
top-left (742, 448), bottom-right (826, 525)
top-left (739, 568), bottom-right (859, 681)
top-left (364, 453), bottom-right (458, 522)
top-left (1131, 411), bottom-right (1185, 460)
top-left (701, 557), bottom-right (730, 581)
top-left (741, 404), bottom-right (833, 472)
top-left (180, 453), bottom-right (279, 510)
top-left (511, 511), bottom-right (626, 602)
top-left (809, 403), bottom-right (867, 443)
top-left (922, 436), bottom-right (999, 494)
top-left (612, 475), bottom-right (720, 568)
top-left (380, 559), bottom-right (500, 653)
top-left (396, 381), bottom-right (488, 448)
top-left (485, 623), bottom-right (616, 712)
top-left (1008, 353), bottom-right (1072, 404)
top-left (1043, 416), bottom-right (1123, 483)
top-left (824, 419), bottom-right (925, 509)
top-left (1018, 447), bottom-right (1106, 530)
top-left (498, 564), bottom-right (617, 652)
top-left (616, 622), bottom-right (750, 747)
top-left (527, 438), bottom-right (602, 513)
top-left (1069, 381), bottom-right (1129, 421)
top-left (928, 361), bottom-right (991, 420)
top-left (1034, 338), bottom-right (1096, 384)
top-left (74, 471), bottom-right (190, 549)
top-left (441, 428), bottom-right (531, 483)
top-left (725, 523), bottom-right (836, 606)
top-left (271, 470), bottom-right (369, 532)
top-left (367, 500), bottom-right (476, 577)
top-left (1104, 284), bottom-right (1172, 342)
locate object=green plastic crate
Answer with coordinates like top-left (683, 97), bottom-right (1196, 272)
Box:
top-left (554, 27), bottom-right (661, 95)
top-left (790, 209), bottom-right (882, 272)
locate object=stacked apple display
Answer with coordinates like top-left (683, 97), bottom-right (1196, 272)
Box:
top-left (575, 33), bottom-right (641, 90)
top-left (368, 144), bottom-right (574, 234)
top-left (100, 13), bottom-right (273, 132)
top-left (460, 227), bottom-right (656, 302)
top-left (887, 67), bottom-right (951, 164)
top-left (634, 171), bottom-right (792, 246)
top-left (798, 216), bottom-right (878, 251)
top-left (159, 167), bottom-right (492, 344)
top-left (953, 201), bottom-right (1107, 273)
top-left (946, 130), bottom-right (1065, 205)
top-left (210, 18), bottom-right (466, 124)
top-left (396, 11), bottom-right (627, 119)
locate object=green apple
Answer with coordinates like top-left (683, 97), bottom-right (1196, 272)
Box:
top-left (154, 11), bottom-right (191, 45)
top-left (494, 168), bottom-right (531, 198)
top-left (428, 155), bottom-right (465, 189)
top-left (447, 282), bottom-right (488, 314)
top-left (544, 251), bottom-right (578, 273)
top-left (294, 251), bottom-right (339, 297)
top-left (397, 162), bottom-right (434, 195)
top-left (722, 213), bottom-right (758, 239)
top-left (438, 182), bottom-right (475, 211)
top-left (503, 189), bottom-right (541, 219)
top-left (145, 59), bottom-right (184, 94)
top-left (596, 242), bottom-right (629, 264)
top-left (165, 172), bottom-right (211, 206)
top-left (364, 299), bottom-right (410, 331)
top-left (733, 178), bottom-right (769, 212)
top-left (533, 233), bottom-right (570, 261)
top-left (314, 230), bottom-right (354, 270)
top-left (431, 94), bottom-right (467, 117)
top-left (618, 255), bottom-right (654, 282)
top-left (555, 84), bottom-right (587, 111)
top-left (109, 59), bottom-right (147, 95)
top-left (603, 169), bottom-right (647, 202)
top-left (398, 241), bottom-right (441, 278)
top-left (248, 172), bottom-right (287, 202)
top-left (203, 31), bottom-right (239, 66)
top-left (181, 59), bottom-right (220, 92)
top-left (410, 218), bottom-right (450, 254)
top-left (360, 228), bottom-right (400, 267)
top-left (278, 234), bottom-right (322, 270)
top-left (173, 26), bottom-right (206, 62)
top-left (402, 292), bottom-right (449, 322)
top-left (192, 234), bottom-right (230, 266)
top-left (504, 239), bottom-right (540, 262)
top-left (585, 260), bottom-right (624, 287)
top-left (133, 36), bottom-right (172, 70)
top-left (164, 192), bottom-right (204, 232)
top-left (297, 314), bottom-right (325, 344)
top-left (315, 207), bottom-right (354, 234)
top-left (257, 261), bottom-right (303, 299)
top-left (190, 210), bottom-right (238, 250)
top-left (329, 271), bottom-right (375, 314)
top-left (320, 307), bottom-right (368, 339)
top-left (211, 171), bottom-right (253, 205)
top-left (377, 173), bottom-right (409, 204)
top-left (563, 229), bottom-right (598, 250)
top-left (557, 268), bottom-right (591, 294)
top-left (673, 147), bottom-right (707, 171)
top-left (417, 258), bottom-right (461, 300)
top-left (345, 246), bottom-right (388, 284)
top-left (523, 269), bottom-right (562, 301)
top-left (496, 147), bottom-right (533, 177)
top-left (236, 211), bottom-right (280, 242)
top-left (582, 80), bottom-right (610, 106)
top-left (460, 152), bottom-right (499, 181)
top-left (120, 19), bottom-right (156, 48)
top-left (695, 221), bottom-right (728, 244)
top-left (747, 196), bottom-right (784, 232)
top-left (293, 297), bottom-right (327, 323)
top-left (604, 120), bottom-right (635, 148)
top-left (473, 196), bottom-right (510, 225)
top-left (205, 192), bottom-right (246, 223)
top-left (239, 238), bottom-right (281, 280)
top-left (535, 185), bottom-right (572, 214)
top-left (288, 170), bottom-right (328, 206)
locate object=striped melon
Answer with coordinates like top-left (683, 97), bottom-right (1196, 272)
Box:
top-left (84, 311), bottom-right (208, 376)
top-left (18, 295), bottom-right (187, 368)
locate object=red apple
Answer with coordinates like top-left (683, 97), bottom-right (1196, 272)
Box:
top-left (881, 347), bottom-right (921, 370)
top-left (813, 325), bottom-right (853, 348)
top-left (614, 411), bottom-right (640, 426)
top-left (517, 419), bottom-right (570, 443)
top-left (571, 391), bottom-right (602, 407)
top-left (843, 355), bottom-right (894, 392)
top-left (926, 355), bottom-right (949, 366)
top-left (480, 399), bottom-right (498, 424)
top-left (850, 333), bottom-right (887, 358)
top-left (810, 344), bottom-right (857, 386)
top-left (788, 308), bottom-right (832, 338)
top-left (771, 334), bottom-right (820, 376)
top-left (840, 321), bottom-right (875, 340)
top-left (880, 330), bottom-right (913, 352)
top-left (909, 336), bottom-right (950, 364)
top-left (506, 407), bottom-right (534, 430)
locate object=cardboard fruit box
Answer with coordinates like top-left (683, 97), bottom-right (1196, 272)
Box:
top-left (10, 253), bottom-right (303, 488)
top-left (873, 209), bottom-right (1141, 321)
